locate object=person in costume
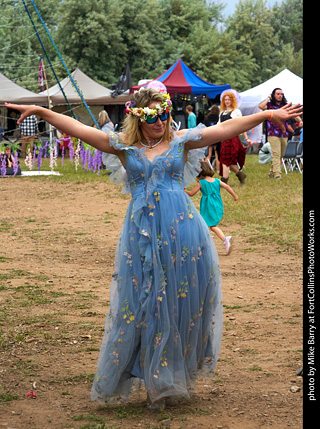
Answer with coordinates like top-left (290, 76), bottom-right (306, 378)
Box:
top-left (5, 85), bottom-right (302, 410)
top-left (218, 91), bottom-right (251, 185)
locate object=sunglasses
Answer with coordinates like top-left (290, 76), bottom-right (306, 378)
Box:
top-left (145, 111), bottom-right (169, 124)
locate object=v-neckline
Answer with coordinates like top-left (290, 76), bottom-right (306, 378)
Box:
top-left (136, 142), bottom-right (172, 163)
top-left (142, 148), bottom-right (170, 163)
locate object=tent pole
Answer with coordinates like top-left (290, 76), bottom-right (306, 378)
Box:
top-left (41, 57), bottom-right (51, 108)
top-left (41, 57), bottom-right (53, 145)
top-left (29, 0), bottom-right (100, 129)
top-left (21, 0), bottom-right (76, 119)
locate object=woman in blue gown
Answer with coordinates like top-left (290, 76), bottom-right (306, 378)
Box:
top-left (5, 89), bottom-right (302, 409)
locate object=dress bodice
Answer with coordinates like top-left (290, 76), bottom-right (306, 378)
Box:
top-left (124, 142), bottom-right (185, 198)
top-left (102, 124), bottom-right (208, 195)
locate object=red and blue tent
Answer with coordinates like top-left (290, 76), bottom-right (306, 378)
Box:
top-left (130, 59), bottom-right (230, 98)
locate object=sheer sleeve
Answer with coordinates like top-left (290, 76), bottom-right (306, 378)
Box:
top-left (101, 124), bottom-right (130, 193)
top-left (176, 124), bottom-right (208, 187)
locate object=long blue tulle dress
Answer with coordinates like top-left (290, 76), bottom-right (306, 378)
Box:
top-left (91, 124), bottom-right (223, 403)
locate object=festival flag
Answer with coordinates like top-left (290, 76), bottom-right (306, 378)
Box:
top-left (111, 62), bottom-right (132, 97)
top-left (38, 58), bottom-right (45, 92)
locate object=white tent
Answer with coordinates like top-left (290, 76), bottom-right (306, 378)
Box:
top-left (39, 68), bottom-right (130, 106)
top-left (38, 68), bottom-right (131, 126)
top-left (0, 72), bottom-right (48, 105)
top-left (239, 69), bottom-right (303, 144)
top-left (0, 72), bottom-right (49, 133)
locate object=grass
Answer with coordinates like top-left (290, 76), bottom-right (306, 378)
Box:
top-left (18, 154), bottom-right (303, 253)
top-left (188, 155), bottom-right (303, 253)
top-left (0, 393), bottom-right (18, 403)
top-left (20, 157), bottom-right (110, 184)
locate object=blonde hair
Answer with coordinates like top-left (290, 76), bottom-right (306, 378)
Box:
top-left (98, 110), bottom-right (110, 127)
top-left (221, 92), bottom-right (238, 111)
top-left (122, 87), bottom-right (172, 146)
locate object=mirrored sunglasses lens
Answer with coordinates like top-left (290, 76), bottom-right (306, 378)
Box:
top-left (160, 112), bottom-right (169, 121)
top-left (146, 115), bottom-right (157, 124)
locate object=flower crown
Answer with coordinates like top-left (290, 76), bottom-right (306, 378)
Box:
top-left (125, 93), bottom-right (172, 122)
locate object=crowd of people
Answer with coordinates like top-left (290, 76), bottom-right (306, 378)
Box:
top-left (1, 86), bottom-right (303, 182)
top-left (183, 88), bottom-right (303, 183)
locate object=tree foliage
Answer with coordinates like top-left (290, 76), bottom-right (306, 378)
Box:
top-left (0, 0), bottom-right (302, 94)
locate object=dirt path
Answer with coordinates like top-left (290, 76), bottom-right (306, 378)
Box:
top-left (0, 180), bottom-right (303, 428)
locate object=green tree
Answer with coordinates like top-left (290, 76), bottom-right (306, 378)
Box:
top-left (271, 0), bottom-right (303, 77)
top-left (55, 0), bottom-right (125, 85)
top-left (0, 1), bottom-right (36, 90)
top-left (226, 0), bottom-right (283, 87)
top-left (279, 42), bottom-right (303, 77)
top-left (272, 0), bottom-right (303, 52)
top-left (114, 0), bottom-right (169, 83)
top-left (182, 24), bottom-right (258, 91)
top-left (159, 0), bottom-right (225, 72)
top-left (0, 0), bottom-right (64, 92)
top-left (160, 0), bottom-right (223, 40)
top-left (0, 0), bottom-right (302, 95)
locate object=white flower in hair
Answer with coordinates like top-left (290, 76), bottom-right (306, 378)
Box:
top-left (125, 92), bottom-right (172, 121)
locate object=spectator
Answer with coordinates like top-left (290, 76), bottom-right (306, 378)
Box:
top-left (186, 105), bottom-right (197, 128)
top-left (300, 127), bottom-right (303, 143)
top-left (19, 114), bottom-right (38, 158)
top-left (0, 122), bottom-right (4, 142)
top-left (204, 105), bottom-right (219, 127)
top-left (259, 88), bottom-right (290, 179)
top-left (4, 144), bottom-right (21, 176)
top-left (98, 110), bottom-right (114, 131)
top-left (204, 105), bottom-right (220, 170)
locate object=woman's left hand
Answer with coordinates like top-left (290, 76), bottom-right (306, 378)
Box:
top-left (272, 103), bottom-right (303, 128)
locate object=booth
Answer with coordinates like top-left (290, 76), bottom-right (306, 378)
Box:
top-left (130, 59), bottom-right (230, 98)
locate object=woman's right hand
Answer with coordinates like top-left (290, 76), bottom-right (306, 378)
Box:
top-left (4, 103), bottom-right (40, 124)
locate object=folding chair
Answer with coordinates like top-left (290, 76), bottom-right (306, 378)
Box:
top-left (295, 141), bottom-right (303, 173)
top-left (291, 135), bottom-right (300, 143)
top-left (281, 140), bottom-right (298, 174)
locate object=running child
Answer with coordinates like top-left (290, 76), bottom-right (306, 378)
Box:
top-left (185, 161), bottom-right (238, 255)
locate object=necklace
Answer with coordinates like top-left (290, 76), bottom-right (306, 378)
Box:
top-left (140, 137), bottom-right (163, 150)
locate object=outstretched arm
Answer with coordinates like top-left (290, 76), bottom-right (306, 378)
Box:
top-left (184, 103), bottom-right (303, 150)
top-left (4, 103), bottom-right (118, 155)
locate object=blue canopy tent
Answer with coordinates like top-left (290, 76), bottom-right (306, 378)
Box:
top-left (130, 59), bottom-right (230, 98)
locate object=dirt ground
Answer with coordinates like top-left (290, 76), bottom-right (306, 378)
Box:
top-left (0, 179), bottom-right (303, 429)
